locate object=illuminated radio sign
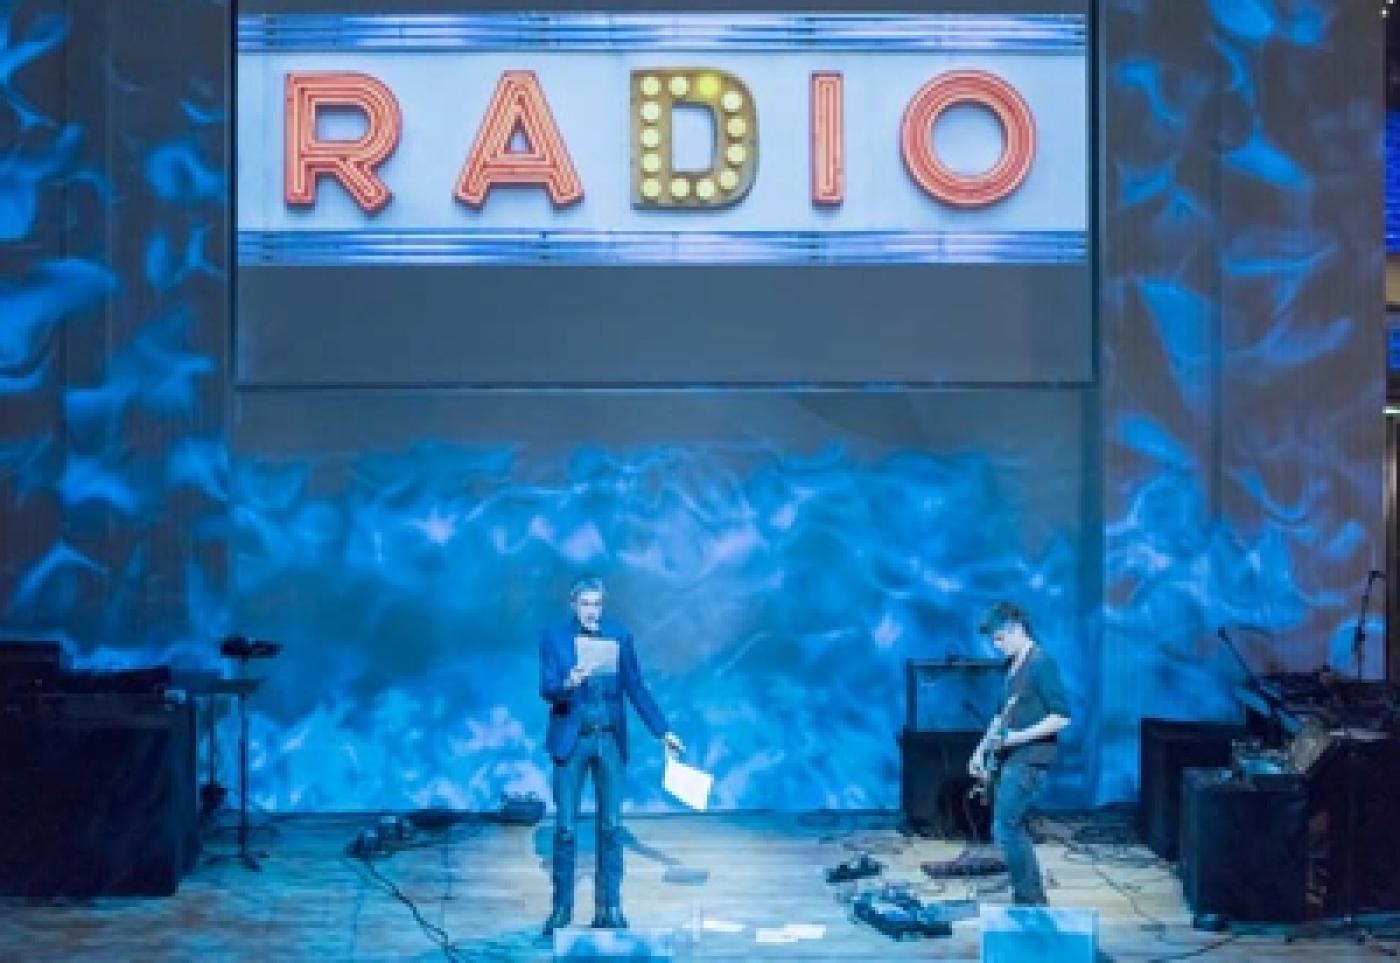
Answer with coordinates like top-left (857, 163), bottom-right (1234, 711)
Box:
top-left (237, 13), bottom-right (1088, 265)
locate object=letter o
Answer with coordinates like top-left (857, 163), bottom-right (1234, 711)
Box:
top-left (900, 70), bottom-right (1036, 208)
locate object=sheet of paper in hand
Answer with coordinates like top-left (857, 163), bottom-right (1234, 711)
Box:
top-left (574, 636), bottom-right (620, 676)
top-left (663, 756), bottom-right (715, 811)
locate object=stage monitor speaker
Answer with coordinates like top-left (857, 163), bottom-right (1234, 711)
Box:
top-left (0, 640), bottom-right (63, 691)
top-left (899, 728), bottom-right (989, 840)
top-left (906, 658), bottom-right (1003, 732)
top-left (0, 697), bottom-right (198, 897)
top-left (1309, 734), bottom-right (1400, 914)
top-left (1139, 718), bottom-right (1244, 860)
top-left (979, 905), bottom-right (1098, 963)
top-left (1179, 768), bottom-right (1307, 923)
top-left (554, 927), bottom-right (674, 960)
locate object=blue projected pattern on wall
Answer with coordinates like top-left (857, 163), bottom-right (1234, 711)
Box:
top-left (1099, 0), bottom-right (1382, 798)
top-left (0, 2), bottom-right (229, 676)
top-left (231, 393), bottom-right (1088, 810)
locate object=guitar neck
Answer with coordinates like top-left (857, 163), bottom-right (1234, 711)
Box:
top-left (993, 696), bottom-right (1019, 735)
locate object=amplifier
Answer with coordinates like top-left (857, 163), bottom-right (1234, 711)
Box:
top-left (0, 698), bottom-right (199, 896)
top-left (0, 641), bottom-right (63, 692)
top-left (1308, 734), bottom-right (1400, 913)
top-left (1139, 719), bottom-right (1243, 861)
top-left (906, 658), bottom-right (1002, 732)
top-left (1179, 767), bottom-right (1307, 923)
top-left (899, 728), bottom-right (989, 840)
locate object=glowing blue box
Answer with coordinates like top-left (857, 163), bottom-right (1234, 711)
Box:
top-left (553, 926), bottom-right (676, 960)
top-left (980, 905), bottom-right (1098, 963)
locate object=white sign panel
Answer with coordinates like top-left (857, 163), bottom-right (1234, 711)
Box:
top-left (236, 13), bottom-right (1088, 265)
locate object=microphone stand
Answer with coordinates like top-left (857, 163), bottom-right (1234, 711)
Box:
top-left (205, 636), bottom-right (281, 872)
top-left (1218, 627), bottom-right (1284, 740)
top-left (1341, 571), bottom-right (1384, 931)
top-left (1352, 571), bottom-right (1383, 682)
top-left (1217, 627), bottom-right (1264, 692)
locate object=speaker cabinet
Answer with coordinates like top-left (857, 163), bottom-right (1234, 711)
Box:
top-left (1179, 768), bottom-right (1307, 923)
top-left (1308, 735), bottom-right (1400, 914)
top-left (906, 658), bottom-right (1002, 732)
top-left (899, 728), bottom-right (988, 840)
top-left (1139, 719), bottom-right (1244, 860)
top-left (0, 699), bottom-right (198, 897)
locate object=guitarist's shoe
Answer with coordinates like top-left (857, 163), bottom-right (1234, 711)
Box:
top-left (922, 846), bottom-right (1007, 879)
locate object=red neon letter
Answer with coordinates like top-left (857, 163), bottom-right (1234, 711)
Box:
top-left (900, 69), bottom-right (1036, 208)
top-left (284, 71), bottom-right (401, 214)
top-left (810, 72), bottom-right (844, 206)
top-left (455, 71), bottom-right (583, 208)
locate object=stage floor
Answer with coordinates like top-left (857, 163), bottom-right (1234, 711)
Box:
top-left (5, 811), bottom-right (1397, 961)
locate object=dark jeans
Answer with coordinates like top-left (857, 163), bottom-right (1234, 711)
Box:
top-left (992, 754), bottom-right (1049, 904)
top-left (552, 728), bottom-right (624, 910)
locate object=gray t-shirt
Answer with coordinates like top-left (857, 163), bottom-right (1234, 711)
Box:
top-left (1002, 646), bottom-right (1070, 766)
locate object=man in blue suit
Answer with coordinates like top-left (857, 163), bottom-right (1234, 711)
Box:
top-left (540, 577), bottom-right (685, 934)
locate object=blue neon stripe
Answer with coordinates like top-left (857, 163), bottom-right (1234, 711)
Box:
top-left (237, 13), bottom-right (1086, 53)
top-left (236, 229), bottom-right (1088, 266)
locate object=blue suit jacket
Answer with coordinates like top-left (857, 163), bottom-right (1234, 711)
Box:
top-left (540, 617), bottom-right (669, 764)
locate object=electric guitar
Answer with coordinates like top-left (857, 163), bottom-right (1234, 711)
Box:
top-left (968, 694), bottom-right (1019, 803)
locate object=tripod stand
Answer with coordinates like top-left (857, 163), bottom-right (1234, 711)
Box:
top-left (203, 675), bottom-right (265, 870)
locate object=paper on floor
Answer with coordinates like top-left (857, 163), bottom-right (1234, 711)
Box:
top-left (753, 923), bottom-right (827, 943)
top-left (755, 928), bottom-right (799, 944)
top-left (701, 918), bottom-right (745, 934)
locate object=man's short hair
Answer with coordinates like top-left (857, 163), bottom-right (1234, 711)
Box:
top-left (979, 601), bottom-right (1032, 638)
top-left (570, 577), bottom-right (606, 602)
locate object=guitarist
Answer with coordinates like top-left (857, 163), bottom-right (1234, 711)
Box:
top-left (968, 602), bottom-right (1071, 905)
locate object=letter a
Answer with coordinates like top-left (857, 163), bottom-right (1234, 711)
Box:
top-left (455, 71), bottom-right (583, 208)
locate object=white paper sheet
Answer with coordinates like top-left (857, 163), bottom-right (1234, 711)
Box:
top-left (752, 923), bottom-right (826, 943)
top-left (574, 636), bottom-right (619, 676)
top-left (663, 756), bottom-right (714, 811)
top-left (701, 919), bottom-right (745, 934)
top-left (754, 928), bottom-right (799, 944)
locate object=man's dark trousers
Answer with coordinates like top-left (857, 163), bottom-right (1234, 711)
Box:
top-left (992, 753), bottom-right (1049, 904)
top-left (552, 726), bottom-right (624, 913)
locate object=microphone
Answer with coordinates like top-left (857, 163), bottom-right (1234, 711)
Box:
top-left (1369, 569), bottom-right (1386, 581)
